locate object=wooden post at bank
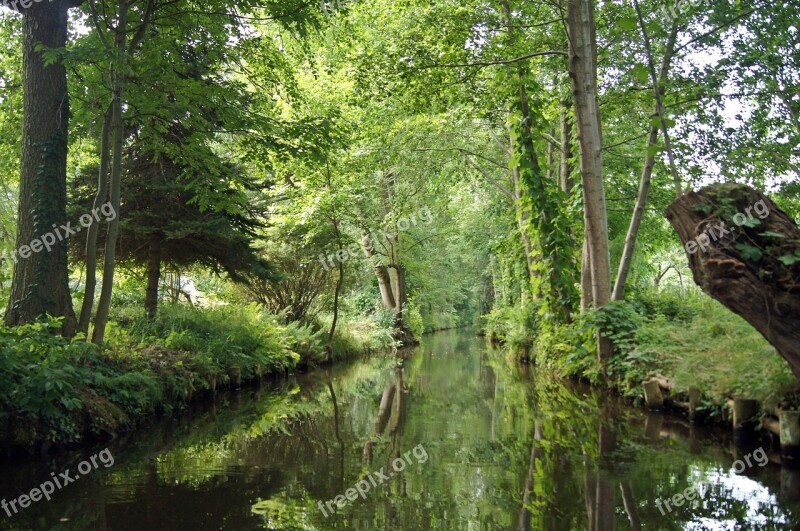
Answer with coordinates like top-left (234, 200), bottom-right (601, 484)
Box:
top-left (780, 410), bottom-right (800, 464)
top-left (732, 398), bottom-right (759, 445)
top-left (643, 380), bottom-right (664, 409)
top-left (688, 387), bottom-right (702, 422)
top-left (782, 466), bottom-right (800, 502)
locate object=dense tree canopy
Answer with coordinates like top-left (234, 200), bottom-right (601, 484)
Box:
top-left (0, 0), bottom-right (798, 400)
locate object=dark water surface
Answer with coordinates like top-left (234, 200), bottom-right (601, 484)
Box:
top-left (1, 331), bottom-right (799, 530)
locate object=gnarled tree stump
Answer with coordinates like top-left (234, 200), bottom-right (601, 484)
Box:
top-left (666, 184), bottom-right (800, 379)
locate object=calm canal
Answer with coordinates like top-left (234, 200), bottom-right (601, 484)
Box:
top-left (1, 331), bottom-right (798, 529)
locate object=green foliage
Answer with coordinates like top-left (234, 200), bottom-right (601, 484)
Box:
top-left (0, 304), bottom-right (376, 447)
top-left (628, 288), bottom-right (704, 323)
top-left (629, 304), bottom-right (798, 410)
top-left (512, 113), bottom-right (579, 323)
top-left (592, 300), bottom-right (643, 354)
top-left (0, 317), bottom-right (98, 443)
top-left (404, 300), bottom-right (425, 339)
top-left (124, 304), bottom-right (300, 378)
top-left (534, 318), bottom-right (599, 379)
top-left (482, 302), bottom-right (541, 353)
top-left (281, 320), bottom-right (327, 365)
top-left (528, 287), bottom-right (798, 409)
top-left (531, 301), bottom-right (641, 384)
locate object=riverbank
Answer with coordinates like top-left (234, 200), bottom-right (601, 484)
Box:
top-left (0, 304), bottom-right (392, 454)
top-left (485, 288), bottom-right (800, 453)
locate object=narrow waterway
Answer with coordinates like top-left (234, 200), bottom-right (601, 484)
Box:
top-left (1, 331), bottom-right (798, 530)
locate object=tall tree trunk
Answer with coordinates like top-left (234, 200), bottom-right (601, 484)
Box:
top-left (386, 232), bottom-right (414, 340)
top-left (611, 118), bottom-right (660, 302)
top-left (613, 25), bottom-right (679, 301)
top-left (502, 0), bottom-right (574, 320)
top-left (546, 127), bottom-right (556, 181)
top-left (144, 240), bottom-right (161, 320)
top-left (92, 0), bottom-right (128, 344)
top-left (78, 103), bottom-right (113, 334)
top-left (581, 237), bottom-right (593, 311)
top-left (362, 235), bottom-right (397, 311)
top-left (567, 0), bottom-right (613, 364)
top-left (324, 162), bottom-right (346, 358)
top-left (4, 0), bottom-right (78, 336)
top-left (500, 1), bottom-right (539, 294)
top-left (388, 263), bottom-right (407, 321)
top-left (559, 102), bottom-right (574, 195)
top-left (327, 257), bottom-right (344, 359)
top-left (327, 215), bottom-right (345, 359)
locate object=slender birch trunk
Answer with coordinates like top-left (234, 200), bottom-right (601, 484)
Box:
top-left (567, 0), bottom-right (613, 364)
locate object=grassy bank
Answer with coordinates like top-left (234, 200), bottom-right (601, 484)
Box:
top-left (485, 288), bottom-right (800, 421)
top-left (0, 304), bottom-right (391, 451)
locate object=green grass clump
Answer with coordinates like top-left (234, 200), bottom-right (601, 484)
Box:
top-left (630, 303), bottom-right (797, 411)
top-left (525, 288), bottom-right (798, 413)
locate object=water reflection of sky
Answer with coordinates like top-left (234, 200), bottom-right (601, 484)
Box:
top-left (686, 466), bottom-right (787, 529)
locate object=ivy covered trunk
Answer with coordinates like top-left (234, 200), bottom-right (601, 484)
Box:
top-left (5, 0), bottom-right (77, 335)
top-left (666, 184), bottom-right (800, 379)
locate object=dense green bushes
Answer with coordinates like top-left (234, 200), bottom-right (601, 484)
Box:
top-left (484, 288), bottom-right (798, 413)
top-left (483, 302), bottom-right (541, 351)
top-left (0, 304), bottom-right (372, 448)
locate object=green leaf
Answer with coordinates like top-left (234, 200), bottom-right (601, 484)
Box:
top-left (778, 255), bottom-right (800, 266)
top-left (618, 16), bottom-right (638, 31)
top-left (743, 217), bottom-right (761, 228)
top-left (690, 203), bottom-right (714, 215)
top-left (735, 243), bottom-right (763, 262)
top-left (631, 64), bottom-right (650, 84)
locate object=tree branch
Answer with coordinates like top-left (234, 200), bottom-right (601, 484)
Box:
top-left (408, 51), bottom-right (567, 71)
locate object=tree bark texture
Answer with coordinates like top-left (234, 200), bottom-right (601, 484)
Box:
top-left (666, 184), bottom-right (800, 379)
top-left (567, 0), bottom-right (613, 363)
top-left (5, 0), bottom-right (77, 335)
top-left (78, 103), bottom-right (113, 334)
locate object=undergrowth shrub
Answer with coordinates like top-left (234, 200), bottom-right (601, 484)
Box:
top-left (0, 302), bottom-right (391, 447)
top-left (482, 302), bottom-right (541, 353)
